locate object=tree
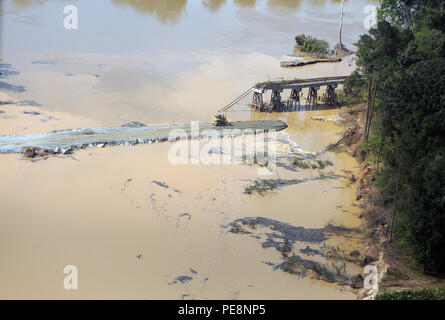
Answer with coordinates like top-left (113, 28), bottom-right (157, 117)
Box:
top-left (339, 0), bottom-right (345, 46)
top-left (379, 58), bottom-right (445, 273)
top-left (351, 0), bottom-right (445, 274)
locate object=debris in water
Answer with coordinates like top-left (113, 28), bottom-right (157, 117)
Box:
top-left (31, 59), bottom-right (58, 65)
top-left (121, 121), bottom-right (147, 128)
top-left (23, 110), bottom-right (41, 116)
top-left (244, 180), bottom-right (277, 195)
top-left (170, 275), bottom-right (193, 285)
top-left (350, 274), bottom-right (364, 289)
top-left (22, 146), bottom-right (72, 159)
top-left (179, 213), bottom-right (191, 220)
top-left (152, 181), bottom-right (169, 189)
top-left (40, 116), bottom-right (55, 122)
top-left (227, 217), bottom-right (325, 245)
top-left (278, 254), bottom-right (349, 284)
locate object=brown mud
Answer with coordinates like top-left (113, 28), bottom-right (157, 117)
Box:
top-left (227, 216), bottom-right (365, 288)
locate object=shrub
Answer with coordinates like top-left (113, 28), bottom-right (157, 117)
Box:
top-left (295, 34), bottom-right (329, 58)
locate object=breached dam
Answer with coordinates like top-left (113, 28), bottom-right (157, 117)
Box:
top-left (0, 120), bottom-right (288, 154)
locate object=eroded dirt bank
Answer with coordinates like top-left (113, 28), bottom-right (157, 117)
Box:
top-left (338, 104), bottom-right (445, 299)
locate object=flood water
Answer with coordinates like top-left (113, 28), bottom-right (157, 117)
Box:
top-left (0, 0), bottom-right (377, 299)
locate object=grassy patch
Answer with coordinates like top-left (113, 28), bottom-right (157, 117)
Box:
top-left (253, 153), bottom-right (269, 167)
top-left (241, 220), bottom-right (257, 229)
top-left (295, 34), bottom-right (329, 58)
top-left (376, 288), bottom-right (445, 300)
top-left (325, 142), bottom-right (340, 152)
top-left (292, 158), bottom-right (311, 169)
top-left (244, 180), bottom-right (277, 195)
top-left (317, 160), bottom-right (334, 169)
top-left (280, 254), bottom-right (338, 283)
top-left (292, 158), bottom-right (333, 169)
top-left (385, 267), bottom-right (410, 281)
top-left (229, 223), bottom-right (250, 234)
top-left (300, 246), bottom-right (321, 256)
top-left (318, 171), bottom-right (336, 179)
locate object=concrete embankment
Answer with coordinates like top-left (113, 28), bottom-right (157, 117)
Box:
top-left (0, 120), bottom-right (288, 154)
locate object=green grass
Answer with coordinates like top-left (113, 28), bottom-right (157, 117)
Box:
top-left (336, 87), bottom-right (368, 106)
top-left (318, 171), bottom-right (336, 179)
top-left (292, 158), bottom-right (333, 169)
top-left (292, 158), bottom-right (311, 169)
top-left (317, 160), bottom-right (333, 169)
top-left (253, 153), bottom-right (269, 167)
top-left (376, 288), bottom-right (445, 300)
top-left (280, 254), bottom-right (338, 283)
top-left (244, 180), bottom-right (277, 195)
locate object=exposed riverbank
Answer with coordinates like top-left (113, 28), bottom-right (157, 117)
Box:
top-left (337, 104), bottom-right (445, 299)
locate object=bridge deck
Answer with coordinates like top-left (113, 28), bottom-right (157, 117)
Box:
top-left (255, 76), bottom-right (347, 91)
top-left (218, 76), bottom-right (349, 113)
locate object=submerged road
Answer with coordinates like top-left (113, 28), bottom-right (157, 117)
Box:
top-left (0, 120), bottom-right (288, 154)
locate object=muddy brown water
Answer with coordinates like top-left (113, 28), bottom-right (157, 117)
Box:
top-left (0, 0), bottom-right (377, 299)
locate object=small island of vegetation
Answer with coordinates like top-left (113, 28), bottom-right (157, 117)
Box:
top-left (294, 34), bottom-right (330, 58)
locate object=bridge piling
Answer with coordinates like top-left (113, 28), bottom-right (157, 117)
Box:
top-left (270, 89), bottom-right (283, 112)
top-left (321, 84), bottom-right (339, 107)
top-left (220, 76), bottom-right (347, 114)
top-left (287, 88), bottom-right (301, 110)
top-left (307, 87), bottom-right (318, 108)
top-left (252, 90), bottom-right (265, 111)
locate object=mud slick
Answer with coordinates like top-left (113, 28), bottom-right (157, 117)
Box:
top-left (228, 217), bottom-right (326, 244)
top-left (226, 217), bottom-right (366, 288)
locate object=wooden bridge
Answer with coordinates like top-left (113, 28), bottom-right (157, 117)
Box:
top-left (218, 76), bottom-right (347, 113)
